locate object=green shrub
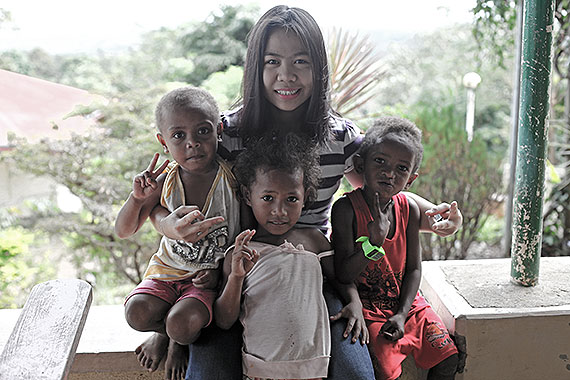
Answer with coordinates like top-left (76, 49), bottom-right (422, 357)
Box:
top-left (0, 227), bottom-right (57, 308)
top-left (409, 103), bottom-right (504, 259)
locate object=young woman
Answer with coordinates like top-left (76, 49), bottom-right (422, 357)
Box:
top-left (150, 6), bottom-right (462, 380)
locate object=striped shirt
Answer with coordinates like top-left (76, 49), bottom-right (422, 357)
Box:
top-left (218, 109), bottom-right (362, 232)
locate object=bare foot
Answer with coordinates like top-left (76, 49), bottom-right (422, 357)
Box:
top-left (135, 333), bottom-right (169, 372)
top-left (164, 340), bottom-right (189, 380)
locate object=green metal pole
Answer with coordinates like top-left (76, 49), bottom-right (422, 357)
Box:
top-left (511, 0), bottom-right (555, 286)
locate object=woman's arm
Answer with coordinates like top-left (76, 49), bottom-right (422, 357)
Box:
top-left (344, 167), bottom-right (363, 189)
top-left (343, 168), bottom-right (462, 237)
top-left (404, 192), bottom-right (462, 237)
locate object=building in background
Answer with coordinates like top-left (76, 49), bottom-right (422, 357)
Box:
top-left (0, 69), bottom-right (99, 211)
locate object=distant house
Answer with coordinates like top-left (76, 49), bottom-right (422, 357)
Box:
top-left (0, 69), bottom-right (99, 210)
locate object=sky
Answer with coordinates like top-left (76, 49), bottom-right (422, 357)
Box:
top-left (0, 0), bottom-right (476, 54)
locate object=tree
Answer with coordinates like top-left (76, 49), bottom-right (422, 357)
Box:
top-left (179, 4), bottom-right (257, 85)
top-left (2, 86), bottom-right (169, 302)
top-left (0, 8), bottom-right (11, 28)
top-left (0, 227), bottom-right (56, 308)
top-left (370, 24), bottom-right (513, 157)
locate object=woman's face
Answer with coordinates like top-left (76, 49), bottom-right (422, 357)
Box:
top-left (262, 28), bottom-right (313, 112)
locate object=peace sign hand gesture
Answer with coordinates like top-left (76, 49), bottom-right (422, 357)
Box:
top-left (367, 193), bottom-right (392, 247)
top-left (132, 153), bottom-right (170, 201)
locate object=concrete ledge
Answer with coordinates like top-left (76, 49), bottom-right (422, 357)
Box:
top-left (2, 258), bottom-right (568, 380)
top-left (69, 305), bottom-right (165, 379)
top-left (0, 304), bottom-right (164, 380)
top-left (420, 257), bottom-right (570, 380)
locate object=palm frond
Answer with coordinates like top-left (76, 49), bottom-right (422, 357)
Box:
top-left (328, 28), bottom-right (385, 116)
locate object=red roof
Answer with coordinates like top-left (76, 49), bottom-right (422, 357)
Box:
top-left (0, 69), bottom-right (99, 147)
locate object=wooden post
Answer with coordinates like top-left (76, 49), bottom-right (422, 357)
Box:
top-left (0, 279), bottom-right (92, 380)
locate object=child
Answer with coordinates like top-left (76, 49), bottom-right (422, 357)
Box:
top-left (215, 134), bottom-right (363, 380)
top-left (115, 86), bottom-right (240, 380)
top-left (331, 116), bottom-right (459, 380)
top-left (151, 6), bottom-right (463, 380)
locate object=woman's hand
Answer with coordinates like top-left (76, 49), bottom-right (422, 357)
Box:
top-left (329, 300), bottom-right (369, 345)
top-left (425, 201), bottom-right (462, 237)
top-left (132, 153), bottom-right (169, 200)
top-left (230, 229), bottom-right (259, 279)
top-left (158, 205), bottom-right (225, 243)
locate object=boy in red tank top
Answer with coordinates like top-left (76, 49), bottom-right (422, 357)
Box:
top-left (331, 117), bottom-right (459, 380)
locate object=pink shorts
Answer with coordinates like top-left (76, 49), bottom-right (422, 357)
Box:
top-left (125, 278), bottom-right (217, 326)
top-left (367, 306), bottom-right (458, 380)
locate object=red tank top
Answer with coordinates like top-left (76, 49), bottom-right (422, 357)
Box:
top-left (346, 189), bottom-right (428, 321)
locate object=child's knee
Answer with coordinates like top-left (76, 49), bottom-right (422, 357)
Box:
top-left (124, 297), bottom-right (159, 330)
top-left (429, 353), bottom-right (459, 379)
top-left (166, 308), bottom-right (208, 344)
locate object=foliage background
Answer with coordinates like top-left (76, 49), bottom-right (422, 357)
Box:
top-left (1, 2), bottom-right (568, 308)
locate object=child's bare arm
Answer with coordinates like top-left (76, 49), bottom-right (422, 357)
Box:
top-left (214, 229), bottom-right (258, 329)
top-left (380, 197), bottom-right (422, 341)
top-left (115, 153), bottom-right (169, 238)
top-left (331, 197), bottom-right (366, 283)
top-left (331, 195), bottom-right (390, 283)
top-left (150, 204), bottom-right (225, 243)
top-left (326, 275), bottom-right (369, 345)
top-left (317, 229), bottom-right (368, 345)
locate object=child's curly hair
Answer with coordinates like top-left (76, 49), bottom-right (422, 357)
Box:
top-left (360, 116), bottom-right (423, 173)
top-left (233, 134), bottom-right (321, 204)
top-left (155, 86), bottom-right (219, 131)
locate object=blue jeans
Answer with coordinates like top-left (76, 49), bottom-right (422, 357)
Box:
top-left (185, 285), bottom-right (375, 380)
top-left (323, 283), bottom-right (375, 379)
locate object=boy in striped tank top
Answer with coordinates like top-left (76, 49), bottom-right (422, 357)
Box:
top-left (115, 86), bottom-right (241, 379)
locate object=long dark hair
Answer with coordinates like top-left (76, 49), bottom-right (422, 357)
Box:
top-left (239, 5), bottom-right (330, 145)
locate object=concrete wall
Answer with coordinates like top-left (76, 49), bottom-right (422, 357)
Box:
top-left (421, 257), bottom-right (570, 380)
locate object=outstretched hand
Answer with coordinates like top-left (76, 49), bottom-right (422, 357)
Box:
top-left (367, 193), bottom-right (392, 247)
top-left (158, 205), bottom-right (225, 243)
top-left (132, 153), bottom-right (170, 200)
top-left (230, 229), bottom-right (259, 279)
top-left (425, 201), bottom-right (462, 237)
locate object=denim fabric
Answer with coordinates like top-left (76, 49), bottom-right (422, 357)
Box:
top-left (185, 286), bottom-right (375, 380)
top-left (185, 321), bottom-right (243, 380)
top-left (324, 284), bottom-right (376, 380)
